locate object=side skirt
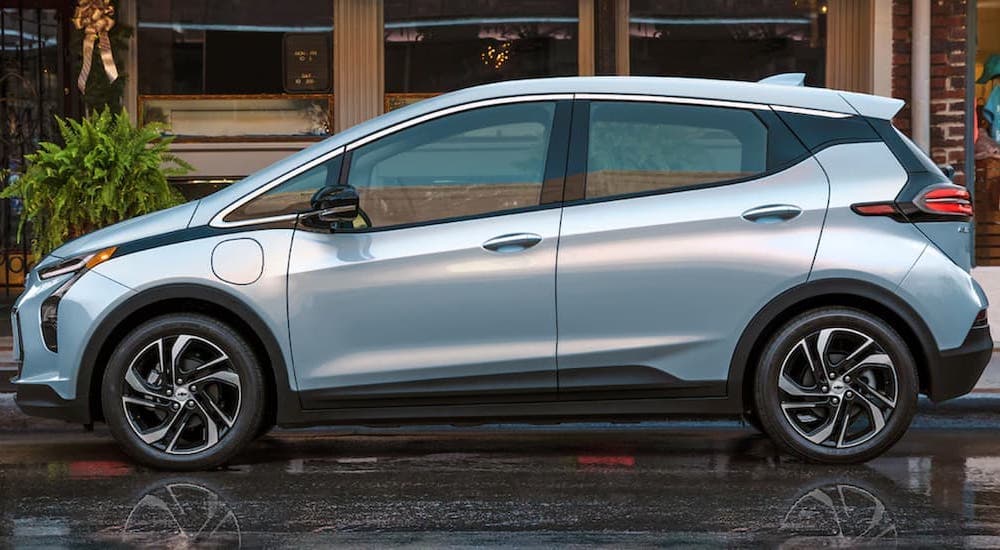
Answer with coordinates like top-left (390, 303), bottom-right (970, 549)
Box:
top-left (277, 394), bottom-right (742, 429)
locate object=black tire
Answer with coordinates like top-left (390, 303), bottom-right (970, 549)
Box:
top-left (742, 410), bottom-right (765, 433)
top-left (102, 313), bottom-right (265, 471)
top-left (753, 307), bottom-right (918, 464)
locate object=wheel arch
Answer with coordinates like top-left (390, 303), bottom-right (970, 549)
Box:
top-left (78, 283), bottom-right (296, 426)
top-left (729, 278), bottom-right (936, 416)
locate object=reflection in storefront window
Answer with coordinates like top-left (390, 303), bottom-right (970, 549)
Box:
top-left (136, 1), bottom-right (334, 139)
top-left (137, 0), bottom-right (333, 95)
top-left (630, 0), bottom-right (827, 85)
top-left (384, 0), bottom-right (578, 93)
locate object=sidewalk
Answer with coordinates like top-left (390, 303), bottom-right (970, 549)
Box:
top-left (974, 266), bottom-right (1000, 347)
top-left (0, 337), bottom-right (14, 393)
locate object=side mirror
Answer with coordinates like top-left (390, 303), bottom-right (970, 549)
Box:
top-left (308, 185), bottom-right (359, 225)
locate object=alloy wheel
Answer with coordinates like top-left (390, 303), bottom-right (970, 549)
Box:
top-left (121, 334), bottom-right (242, 455)
top-left (777, 327), bottom-right (898, 449)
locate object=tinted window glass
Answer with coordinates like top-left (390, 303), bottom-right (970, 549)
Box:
top-left (137, 0), bottom-right (334, 94)
top-left (225, 155), bottom-right (342, 222)
top-left (384, 1), bottom-right (578, 93)
top-left (586, 101), bottom-right (767, 199)
top-left (630, 0), bottom-right (826, 86)
top-left (894, 127), bottom-right (948, 178)
top-left (346, 102), bottom-right (555, 228)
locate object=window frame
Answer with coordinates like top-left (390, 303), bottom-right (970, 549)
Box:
top-left (564, 94), bottom-right (812, 205)
top-left (213, 92), bottom-right (833, 229)
top-left (212, 94), bottom-right (574, 229)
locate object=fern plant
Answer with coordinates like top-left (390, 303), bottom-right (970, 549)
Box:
top-left (1, 107), bottom-right (191, 257)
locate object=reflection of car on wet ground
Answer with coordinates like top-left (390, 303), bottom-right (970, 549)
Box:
top-left (10, 75), bottom-right (993, 470)
top-left (1, 429), bottom-right (976, 547)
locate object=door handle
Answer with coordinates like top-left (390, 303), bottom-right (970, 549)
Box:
top-left (741, 204), bottom-right (803, 223)
top-left (482, 233), bottom-right (543, 252)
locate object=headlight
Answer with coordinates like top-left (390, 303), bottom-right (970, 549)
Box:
top-left (37, 247), bottom-right (117, 352)
top-left (38, 247), bottom-right (117, 280)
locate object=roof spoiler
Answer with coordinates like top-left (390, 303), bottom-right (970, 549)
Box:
top-left (758, 73), bottom-right (805, 87)
top-left (757, 72), bottom-right (905, 120)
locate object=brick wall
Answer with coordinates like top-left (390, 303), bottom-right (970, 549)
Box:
top-left (892, 0), bottom-right (969, 184)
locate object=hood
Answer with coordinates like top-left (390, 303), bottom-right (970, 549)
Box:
top-left (48, 200), bottom-right (200, 260)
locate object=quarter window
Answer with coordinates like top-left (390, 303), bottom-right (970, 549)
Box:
top-left (585, 101), bottom-right (768, 200)
top-left (346, 102), bottom-right (556, 229)
top-left (225, 155), bottom-right (342, 222)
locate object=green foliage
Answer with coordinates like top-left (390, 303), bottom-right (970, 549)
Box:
top-left (1, 107), bottom-right (191, 257)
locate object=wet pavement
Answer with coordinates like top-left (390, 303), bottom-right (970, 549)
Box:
top-left (3, 425), bottom-right (1000, 547)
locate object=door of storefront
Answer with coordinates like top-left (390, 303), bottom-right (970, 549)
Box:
top-left (0, 3), bottom-right (75, 294)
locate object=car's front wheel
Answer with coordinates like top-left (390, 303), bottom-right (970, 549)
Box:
top-left (754, 307), bottom-right (918, 464)
top-left (102, 313), bottom-right (264, 470)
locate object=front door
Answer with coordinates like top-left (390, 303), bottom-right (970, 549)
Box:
top-left (556, 98), bottom-right (829, 395)
top-left (288, 99), bottom-right (570, 407)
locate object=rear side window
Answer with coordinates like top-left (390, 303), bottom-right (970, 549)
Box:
top-left (585, 101), bottom-right (768, 200)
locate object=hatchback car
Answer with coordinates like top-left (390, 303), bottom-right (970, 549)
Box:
top-left (12, 76), bottom-right (992, 470)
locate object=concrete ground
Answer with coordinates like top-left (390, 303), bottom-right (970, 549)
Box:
top-left (975, 266), bottom-right (1000, 345)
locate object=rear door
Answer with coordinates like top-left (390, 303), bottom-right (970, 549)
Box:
top-left (555, 97), bottom-right (829, 395)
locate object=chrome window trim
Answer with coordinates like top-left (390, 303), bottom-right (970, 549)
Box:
top-left (346, 93), bottom-right (573, 151)
top-left (575, 93), bottom-right (854, 119)
top-left (211, 146), bottom-right (346, 228)
top-left (574, 93), bottom-right (771, 111)
top-left (211, 92), bottom-right (851, 228)
top-left (769, 105), bottom-right (852, 118)
top-left (212, 94), bottom-right (571, 228)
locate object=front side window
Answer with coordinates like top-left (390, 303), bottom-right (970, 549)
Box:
top-left (346, 102), bottom-right (556, 229)
top-left (585, 101), bottom-right (767, 200)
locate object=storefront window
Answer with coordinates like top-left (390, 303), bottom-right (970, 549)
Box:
top-left (137, 0), bottom-right (334, 138)
top-left (384, 0), bottom-right (578, 100)
top-left (630, 0), bottom-right (826, 85)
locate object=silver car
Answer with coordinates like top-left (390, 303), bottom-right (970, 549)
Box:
top-left (11, 76), bottom-right (992, 470)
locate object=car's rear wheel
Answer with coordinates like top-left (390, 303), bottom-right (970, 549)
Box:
top-left (102, 314), bottom-right (264, 471)
top-left (754, 307), bottom-right (918, 464)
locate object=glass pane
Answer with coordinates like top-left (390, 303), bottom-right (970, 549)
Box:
top-left (384, 1), bottom-right (578, 93)
top-left (141, 96), bottom-right (332, 137)
top-left (348, 102), bottom-right (556, 228)
top-left (137, 0), bottom-right (334, 95)
top-left (630, 0), bottom-right (826, 85)
top-left (586, 101), bottom-right (767, 199)
top-left (226, 155), bottom-right (343, 222)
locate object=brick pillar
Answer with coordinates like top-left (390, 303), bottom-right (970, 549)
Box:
top-left (892, 0), bottom-right (969, 184)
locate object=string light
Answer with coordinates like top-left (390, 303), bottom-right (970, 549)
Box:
top-left (481, 42), bottom-right (512, 70)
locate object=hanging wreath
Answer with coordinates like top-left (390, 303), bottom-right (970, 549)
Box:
top-left (72, 0), bottom-right (119, 93)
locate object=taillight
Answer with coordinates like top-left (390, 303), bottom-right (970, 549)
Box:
top-left (974, 309), bottom-right (989, 329)
top-left (916, 185), bottom-right (973, 218)
top-left (851, 203), bottom-right (901, 217)
top-left (851, 183), bottom-right (973, 221)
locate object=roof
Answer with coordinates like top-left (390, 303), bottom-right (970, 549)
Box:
top-left (419, 76), bottom-right (905, 120)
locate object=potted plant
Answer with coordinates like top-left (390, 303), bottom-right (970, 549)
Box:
top-left (1, 107), bottom-right (192, 257)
